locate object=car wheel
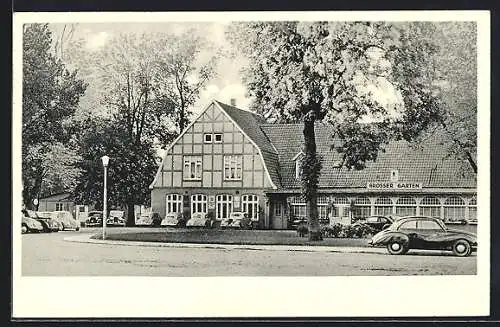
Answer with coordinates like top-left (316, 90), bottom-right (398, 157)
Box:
top-left (387, 240), bottom-right (408, 255)
top-left (452, 239), bottom-right (472, 257)
top-left (76, 227), bottom-right (80, 231)
top-left (21, 225), bottom-right (28, 234)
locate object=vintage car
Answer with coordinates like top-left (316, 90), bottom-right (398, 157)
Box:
top-left (49, 211), bottom-right (80, 231)
top-left (369, 216), bottom-right (477, 257)
top-left (37, 211), bottom-right (64, 231)
top-left (352, 215), bottom-right (394, 233)
top-left (23, 210), bottom-right (60, 232)
top-left (108, 210), bottom-right (126, 226)
top-left (161, 212), bottom-right (186, 227)
top-left (186, 212), bottom-right (214, 228)
top-left (220, 212), bottom-right (252, 229)
top-left (86, 211), bottom-right (103, 227)
top-left (21, 214), bottom-right (44, 234)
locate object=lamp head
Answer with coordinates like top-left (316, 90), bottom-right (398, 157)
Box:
top-left (101, 155), bottom-right (110, 167)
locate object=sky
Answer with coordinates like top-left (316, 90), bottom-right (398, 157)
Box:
top-left (50, 22), bottom-right (253, 115)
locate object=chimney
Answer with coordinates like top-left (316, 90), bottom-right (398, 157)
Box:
top-left (230, 98), bottom-right (236, 106)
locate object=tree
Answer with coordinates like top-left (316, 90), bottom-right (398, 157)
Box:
top-left (228, 22), bottom-right (443, 240)
top-left (432, 22), bottom-right (477, 173)
top-left (154, 30), bottom-right (219, 132)
top-left (22, 23), bottom-right (87, 208)
top-left (73, 31), bottom-right (219, 225)
top-left (73, 116), bottom-right (158, 212)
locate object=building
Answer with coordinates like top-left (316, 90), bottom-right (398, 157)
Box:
top-left (149, 100), bottom-right (477, 229)
top-left (37, 192), bottom-right (76, 212)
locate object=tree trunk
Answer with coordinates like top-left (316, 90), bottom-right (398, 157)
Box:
top-left (302, 111), bottom-right (323, 241)
top-left (126, 202), bottom-right (136, 227)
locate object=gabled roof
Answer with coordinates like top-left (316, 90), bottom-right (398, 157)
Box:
top-left (39, 192), bottom-right (72, 201)
top-left (260, 123), bottom-right (476, 189)
top-left (214, 101), bottom-right (282, 188)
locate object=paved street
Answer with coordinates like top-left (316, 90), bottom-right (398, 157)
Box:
top-left (22, 228), bottom-right (476, 276)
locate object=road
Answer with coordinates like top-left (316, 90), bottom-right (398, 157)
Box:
top-left (21, 228), bottom-right (476, 276)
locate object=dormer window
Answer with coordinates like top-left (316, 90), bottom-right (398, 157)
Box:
top-left (293, 151), bottom-right (304, 180)
top-left (390, 169), bottom-right (399, 182)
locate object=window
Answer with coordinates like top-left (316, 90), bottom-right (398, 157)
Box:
top-left (331, 196), bottom-right (349, 217)
top-left (398, 220), bottom-right (417, 230)
top-left (420, 196), bottom-right (441, 218)
top-left (204, 133), bottom-right (212, 143)
top-left (216, 194), bottom-right (233, 220)
top-left (468, 197), bottom-right (477, 222)
top-left (390, 169), bottom-right (399, 182)
top-left (289, 195), bottom-right (306, 219)
top-left (242, 194), bottom-right (259, 220)
top-left (295, 158), bottom-right (302, 179)
top-left (166, 194), bottom-right (183, 214)
top-left (396, 196), bottom-right (417, 216)
top-left (183, 156), bottom-right (202, 180)
top-left (55, 203), bottom-right (64, 211)
top-left (374, 197), bottom-right (393, 216)
top-left (191, 194), bottom-right (207, 214)
top-left (317, 196), bottom-right (330, 221)
top-left (444, 196), bottom-right (466, 222)
top-left (214, 133), bottom-right (223, 143)
top-left (274, 202), bottom-right (282, 216)
top-left (353, 197), bottom-right (371, 219)
top-left (417, 219), bottom-right (443, 230)
top-left (224, 155), bottom-right (242, 180)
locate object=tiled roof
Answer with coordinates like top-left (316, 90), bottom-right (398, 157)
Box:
top-left (39, 192), bottom-right (72, 201)
top-left (216, 101), bottom-right (282, 187)
top-left (215, 101), bottom-right (475, 190)
top-left (260, 123), bottom-right (476, 190)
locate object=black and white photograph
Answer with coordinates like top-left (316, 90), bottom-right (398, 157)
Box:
top-left (12, 11), bottom-right (490, 318)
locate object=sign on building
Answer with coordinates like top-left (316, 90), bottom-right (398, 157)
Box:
top-left (366, 182), bottom-right (422, 190)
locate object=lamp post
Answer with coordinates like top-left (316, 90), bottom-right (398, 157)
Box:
top-left (101, 155), bottom-right (109, 240)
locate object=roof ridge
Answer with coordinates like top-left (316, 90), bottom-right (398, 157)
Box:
top-left (214, 100), bottom-right (264, 119)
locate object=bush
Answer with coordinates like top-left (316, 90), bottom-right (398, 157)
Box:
top-left (321, 223), bottom-right (373, 239)
top-left (296, 222), bottom-right (308, 237)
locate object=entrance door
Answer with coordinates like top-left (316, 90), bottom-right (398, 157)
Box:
top-left (272, 202), bottom-right (286, 229)
top-left (330, 204), bottom-right (352, 225)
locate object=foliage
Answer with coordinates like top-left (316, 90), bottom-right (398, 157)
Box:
top-left (432, 22), bottom-right (477, 173)
top-left (73, 115), bottom-right (158, 212)
top-left (70, 30), bottom-right (219, 225)
top-left (228, 22), bottom-right (444, 240)
top-left (321, 223), bottom-right (372, 238)
top-left (22, 23), bottom-right (87, 207)
top-left (94, 31), bottom-right (219, 147)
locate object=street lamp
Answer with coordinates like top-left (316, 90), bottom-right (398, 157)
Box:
top-left (101, 155), bottom-right (109, 240)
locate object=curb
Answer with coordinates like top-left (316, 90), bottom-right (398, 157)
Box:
top-left (64, 233), bottom-right (387, 254)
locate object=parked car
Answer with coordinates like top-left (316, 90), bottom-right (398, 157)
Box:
top-left (369, 216), bottom-right (477, 257)
top-left (220, 212), bottom-right (252, 229)
top-left (136, 212), bottom-right (153, 226)
top-left (21, 214), bottom-right (44, 234)
top-left (353, 215), bottom-right (394, 233)
top-left (86, 211), bottom-right (103, 227)
top-left (37, 211), bottom-right (64, 231)
top-left (23, 210), bottom-right (60, 233)
top-left (108, 210), bottom-right (125, 226)
top-left (50, 211), bottom-right (80, 231)
top-left (161, 212), bottom-right (186, 227)
top-left (186, 212), bottom-right (214, 228)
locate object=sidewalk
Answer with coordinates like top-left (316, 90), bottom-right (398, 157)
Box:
top-left (64, 233), bottom-right (387, 254)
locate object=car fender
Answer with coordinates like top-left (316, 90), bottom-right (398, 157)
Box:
top-left (372, 231), bottom-right (409, 247)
